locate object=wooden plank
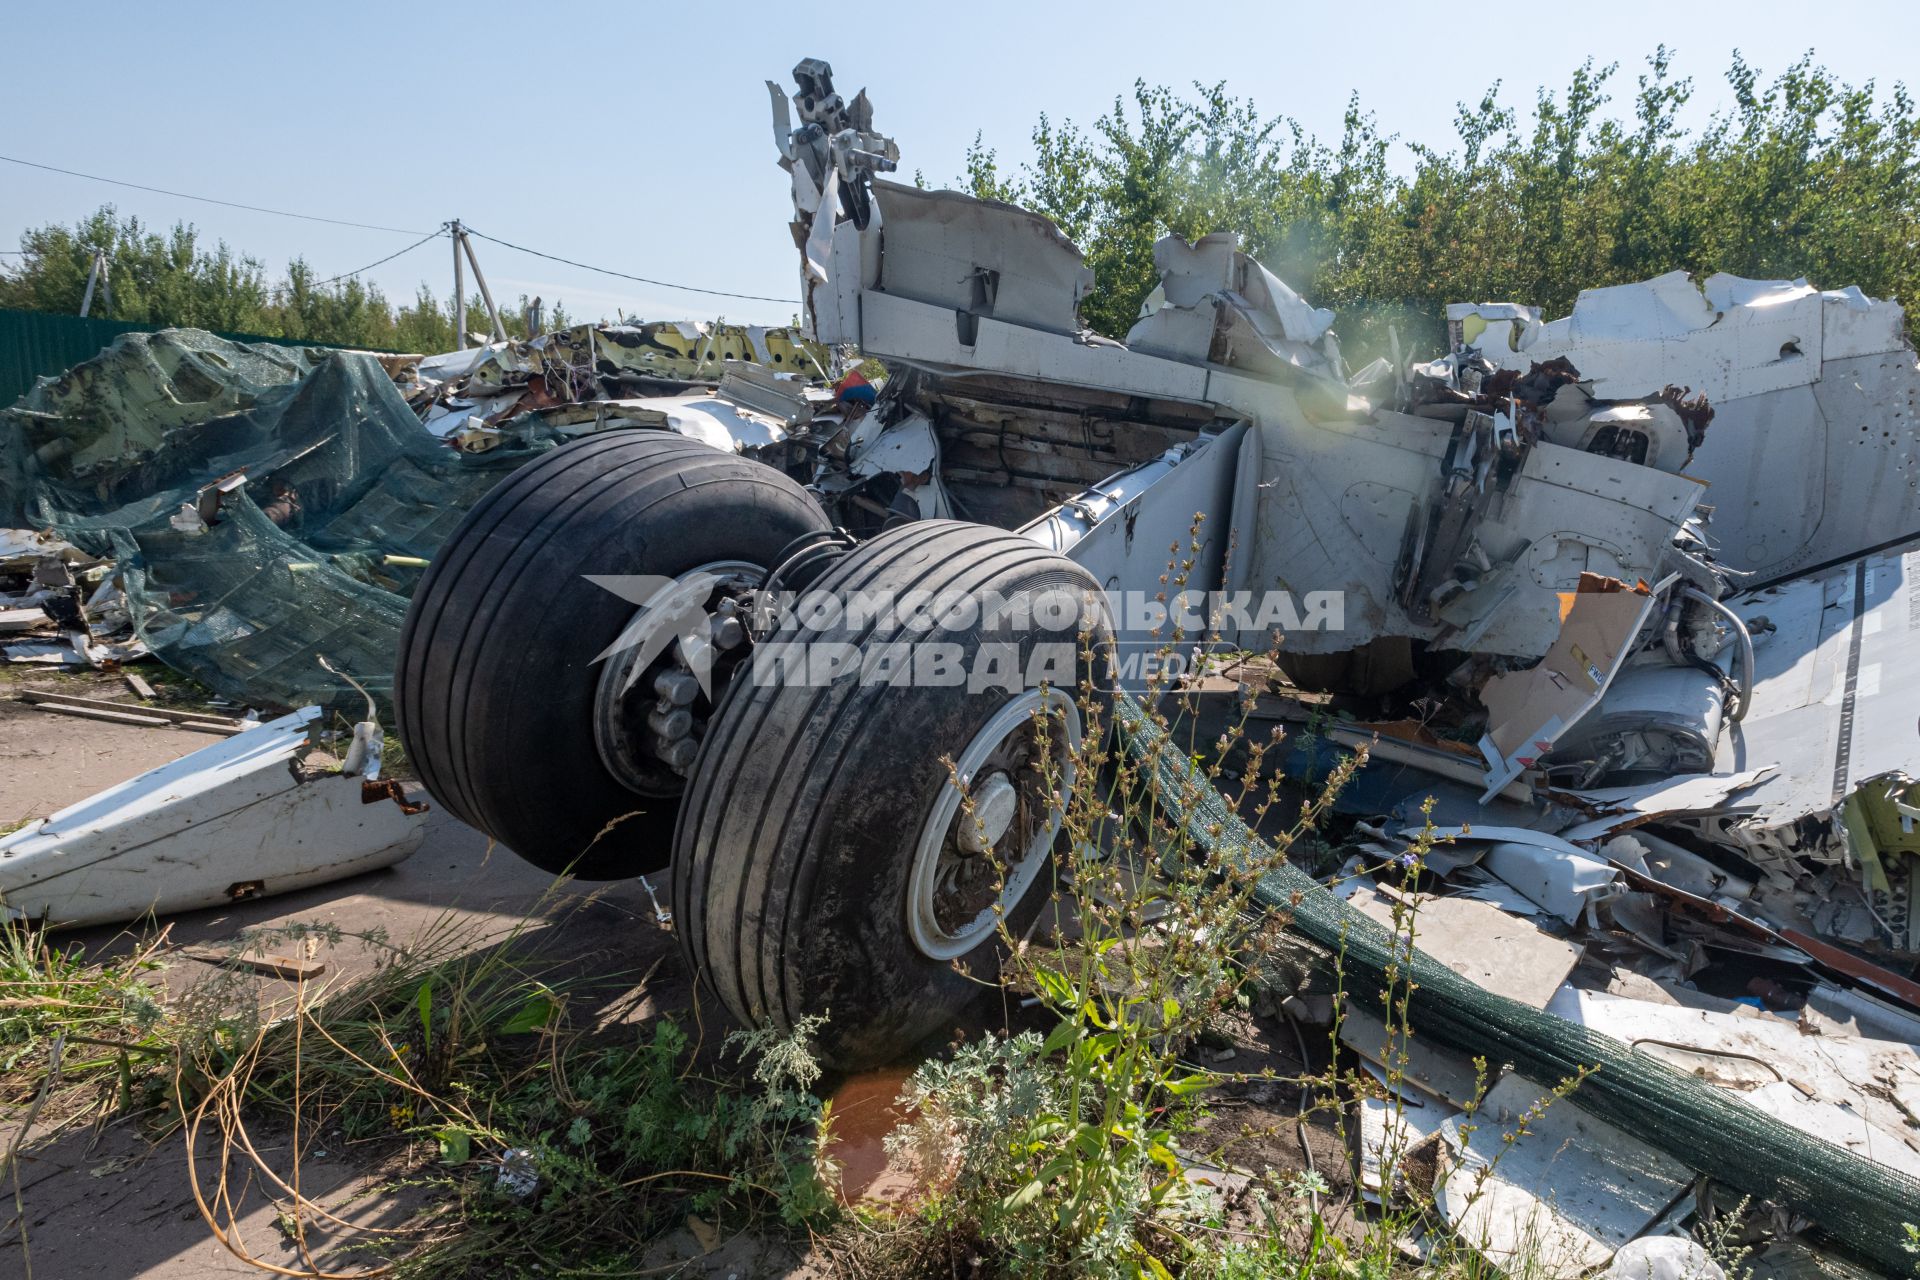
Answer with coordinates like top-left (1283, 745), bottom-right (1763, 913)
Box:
top-left (20, 689), bottom-right (241, 729)
top-left (181, 947), bottom-right (327, 981)
top-left (123, 672), bottom-right (156, 699)
top-left (22, 701), bottom-right (244, 735)
top-left (24, 702), bottom-right (172, 729)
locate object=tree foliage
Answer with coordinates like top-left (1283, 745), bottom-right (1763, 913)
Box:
top-left (0, 207), bottom-right (572, 351)
top-left (962, 49), bottom-right (1920, 361)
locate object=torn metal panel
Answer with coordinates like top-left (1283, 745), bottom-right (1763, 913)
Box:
top-left (582, 392), bottom-right (801, 455)
top-left (869, 180), bottom-right (1093, 341)
top-left (1742, 1082), bottom-right (1920, 1181)
top-left (1423, 824), bottom-right (1625, 924)
top-left (1716, 538), bottom-right (1920, 829)
top-left (1338, 877), bottom-right (1583, 1007)
top-left (1545, 987), bottom-right (1920, 1172)
top-left (1445, 301), bottom-right (1543, 356)
top-left (1549, 768), bottom-right (1777, 841)
top-left (1676, 538), bottom-right (1920, 953)
top-left (1230, 417), bottom-right (1703, 659)
top-left (1024, 430), bottom-right (1242, 690)
top-left (411, 322), bottom-right (830, 453)
top-left (1478, 839), bottom-right (1619, 924)
top-left (1436, 1074), bottom-right (1693, 1280)
top-left (1495, 270), bottom-right (1822, 402)
top-left (0, 707), bottom-right (427, 928)
top-left (1598, 830), bottom-right (1756, 905)
top-left (1462, 272), bottom-right (1920, 579)
top-left (1476, 574), bottom-right (1670, 798)
top-left (1338, 1004), bottom-right (1486, 1109)
top-left (429, 321), bottom-right (827, 394)
top-left (1127, 233), bottom-right (1339, 383)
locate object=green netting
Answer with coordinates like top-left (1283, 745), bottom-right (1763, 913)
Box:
top-left (1117, 697), bottom-right (1920, 1270)
top-left (1, 328), bottom-right (557, 710)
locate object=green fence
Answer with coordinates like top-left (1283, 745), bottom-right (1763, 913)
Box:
top-left (0, 308), bottom-right (388, 407)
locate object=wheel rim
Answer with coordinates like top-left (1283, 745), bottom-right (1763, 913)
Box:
top-left (592, 560), bottom-right (763, 797)
top-left (906, 689), bottom-right (1083, 961)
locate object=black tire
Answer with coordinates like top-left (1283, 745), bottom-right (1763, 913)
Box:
top-left (675, 521), bottom-right (1109, 1069)
top-left (395, 430), bottom-right (829, 878)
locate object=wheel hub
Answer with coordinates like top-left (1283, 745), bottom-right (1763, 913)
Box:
top-left (592, 561), bottom-right (761, 797)
top-left (958, 772), bottom-right (1018, 853)
top-left (907, 689), bottom-right (1082, 961)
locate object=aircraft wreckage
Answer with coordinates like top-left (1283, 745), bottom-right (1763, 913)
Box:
top-left (391, 58), bottom-right (1920, 1069)
top-left (378, 55), bottom-right (1920, 1262)
top-left (0, 48), bottom-right (1911, 1264)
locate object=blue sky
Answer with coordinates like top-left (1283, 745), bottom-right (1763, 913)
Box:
top-left (3, 1), bottom-right (1915, 329)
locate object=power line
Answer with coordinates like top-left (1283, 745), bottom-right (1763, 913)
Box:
top-left (312, 227), bottom-right (448, 288)
top-left (462, 227), bottom-right (795, 305)
top-left (0, 155), bottom-right (795, 306)
top-left (0, 152), bottom-right (434, 236)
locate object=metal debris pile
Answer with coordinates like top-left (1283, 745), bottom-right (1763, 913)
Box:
top-left (0, 526), bottom-right (145, 667)
top-left (399, 319), bottom-right (831, 453)
top-left (763, 62), bottom-right (1920, 1267)
top-left (1188, 276), bottom-right (1920, 1273)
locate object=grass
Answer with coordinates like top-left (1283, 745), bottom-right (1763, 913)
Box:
top-left (0, 923), bottom-right (170, 1124)
top-left (2, 904), bottom-right (837, 1279)
top-left (188, 916), bottom-right (834, 1277)
top-left (0, 849), bottom-right (1816, 1280)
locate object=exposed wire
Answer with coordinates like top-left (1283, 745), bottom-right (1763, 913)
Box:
top-left (461, 227), bottom-right (795, 305)
top-left (0, 152), bottom-right (434, 236)
top-left (311, 227), bottom-right (448, 289)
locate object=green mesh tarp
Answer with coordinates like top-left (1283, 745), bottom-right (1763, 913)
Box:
top-left (0, 306), bottom-right (386, 408)
top-left (1, 328), bottom-right (556, 710)
top-left (1118, 697), bottom-right (1920, 1270)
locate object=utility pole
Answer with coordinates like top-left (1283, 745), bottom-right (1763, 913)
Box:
top-left (456, 228), bottom-right (507, 344)
top-left (451, 219), bottom-right (466, 349)
top-left (78, 248), bottom-right (110, 318)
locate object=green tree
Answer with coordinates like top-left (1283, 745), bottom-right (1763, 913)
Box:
top-left (1, 206), bottom-right (590, 352)
top-left (0, 206), bottom-right (273, 330)
top-left (959, 49), bottom-right (1920, 361)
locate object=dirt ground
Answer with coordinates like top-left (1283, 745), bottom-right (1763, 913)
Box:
top-left (0, 669), bottom-right (1331, 1279)
top-left (0, 687), bottom-right (218, 827)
